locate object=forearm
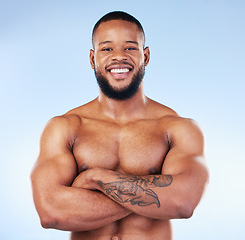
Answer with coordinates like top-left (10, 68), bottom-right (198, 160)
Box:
top-left (93, 170), bottom-right (174, 219)
top-left (32, 174), bottom-right (130, 232)
top-left (48, 186), bottom-right (130, 231)
top-left (86, 168), bottom-right (205, 220)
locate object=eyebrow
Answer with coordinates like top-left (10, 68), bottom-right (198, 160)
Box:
top-left (99, 41), bottom-right (112, 45)
top-left (99, 40), bottom-right (139, 45)
top-left (125, 41), bottom-right (139, 45)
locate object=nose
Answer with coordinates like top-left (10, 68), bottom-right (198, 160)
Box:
top-left (111, 49), bottom-right (128, 62)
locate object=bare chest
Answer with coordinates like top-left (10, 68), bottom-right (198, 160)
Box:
top-left (73, 119), bottom-right (169, 175)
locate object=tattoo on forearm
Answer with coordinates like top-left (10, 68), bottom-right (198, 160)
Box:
top-left (98, 174), bottom-right (173, 208)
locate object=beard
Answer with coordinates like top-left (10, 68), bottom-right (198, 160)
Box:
top-left (94, 65), bottom-right (145, 101)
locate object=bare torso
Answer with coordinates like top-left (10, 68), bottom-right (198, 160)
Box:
top-left (71, 216), bottom-right (171, 240)
top-left (66, 98), bottom-right (177, 240)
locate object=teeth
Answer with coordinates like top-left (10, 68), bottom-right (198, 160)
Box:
top-left (110, 68), bottom-right (129, 73)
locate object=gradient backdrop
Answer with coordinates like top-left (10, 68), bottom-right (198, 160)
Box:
top-left (1, 0), bottom-right (244, 239)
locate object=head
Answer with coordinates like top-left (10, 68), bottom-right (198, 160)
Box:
top-left (92, 11), bottom-right (145, 49)
top-left (90, 11), bottom-right (150, 101)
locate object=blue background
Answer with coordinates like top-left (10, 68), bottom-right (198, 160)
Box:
top-left (1, 0), bottom-right (244, 239)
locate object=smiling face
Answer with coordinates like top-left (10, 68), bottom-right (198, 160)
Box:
top-left (90, 20), bottom-right (150, 100)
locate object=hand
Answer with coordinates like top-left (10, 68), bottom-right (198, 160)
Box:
top-left (72, 167), bottom-right (105, 190)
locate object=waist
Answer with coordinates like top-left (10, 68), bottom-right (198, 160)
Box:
top-left (71, 215), bottom-right (171, 240)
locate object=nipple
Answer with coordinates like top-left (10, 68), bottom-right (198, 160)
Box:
top-left (111, 235), bottom-right (121, 240)
top-left (149, 167), bottom-right (159, 175)
top-left (79, 164), bottom-right (88, 173)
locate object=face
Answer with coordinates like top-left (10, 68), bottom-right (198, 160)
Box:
top-left (90, 20), bottom-right (150, 100)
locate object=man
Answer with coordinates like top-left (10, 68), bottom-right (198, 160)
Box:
top-left (31, 11), bottom-right (209, 240)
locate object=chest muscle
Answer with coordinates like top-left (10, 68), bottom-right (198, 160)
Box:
top-left (73, 119), bottom-right (169, 175)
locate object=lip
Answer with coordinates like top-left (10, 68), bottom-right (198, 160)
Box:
top-left (105, 64), bottom-right (133, 80)
top-left (105, 63), bottom-right (134, 72)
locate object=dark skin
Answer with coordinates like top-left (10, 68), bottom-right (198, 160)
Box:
top-left (31, 20), bottom-right (209, 240)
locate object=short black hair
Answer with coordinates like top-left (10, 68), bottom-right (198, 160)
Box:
top-left (92, 11), bottom-right (145, 47)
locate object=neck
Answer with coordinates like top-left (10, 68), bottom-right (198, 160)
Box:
top-left (97, 86), bottom-right (147, 122)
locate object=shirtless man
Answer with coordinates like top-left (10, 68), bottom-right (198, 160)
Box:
top-left (31, 11), bottom-right (209, 240)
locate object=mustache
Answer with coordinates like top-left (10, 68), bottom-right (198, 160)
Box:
top-left (105, 61), bottom-right (134, 70)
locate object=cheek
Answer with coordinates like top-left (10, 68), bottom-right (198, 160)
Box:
top-left (94, 58), bottom-right (108, 71)
top-left (131, 52), bottom-right (144, 64)
top-left (95, 53), bottom-right (110, 63)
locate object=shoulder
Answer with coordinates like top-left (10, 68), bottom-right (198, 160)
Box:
top-left (146, 98), bottom-right (203, 135)
top-left (162, 116), bottom-right (205, 154)
top-left (146, 98), bottom-right (178, 118)
top-left (45, 114), bottom-right (81, 133)
top-left (42, 99), bottom-right (98, 139)
top-left (163, 115), bottom-right (203, 136)
top-left (147, 98), bottom-right (202, 133)
top-left (64, 98), bottom-right (99, 119)
top-left (40, 114), bottom-right (81, 147)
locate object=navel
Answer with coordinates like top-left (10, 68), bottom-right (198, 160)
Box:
top-left (111, 235), bottom-right (121, 240)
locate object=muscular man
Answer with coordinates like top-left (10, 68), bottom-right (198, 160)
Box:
top-left (31, 11), bottom-right (209, 240)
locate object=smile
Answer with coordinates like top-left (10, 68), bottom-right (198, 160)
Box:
top-left (106, 63), bottom-right (133, 72)
top-left (110, 68), bottom-right (130, 73)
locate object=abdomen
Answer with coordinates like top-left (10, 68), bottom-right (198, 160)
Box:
top-left (70, 214), bottom-right (172, 240)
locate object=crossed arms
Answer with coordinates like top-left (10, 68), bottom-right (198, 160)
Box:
top-left (31, 116), bottom-right (131, 231)
top-left (31, 115), bottom-right (209, 231)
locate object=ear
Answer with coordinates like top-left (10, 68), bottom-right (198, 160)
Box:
top-left (144, 47), bottom-right (150, 66)
top-left (90, 49), bottom-right (95, 69)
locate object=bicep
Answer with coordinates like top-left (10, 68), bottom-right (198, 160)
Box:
top-left (32, 117), bottom-right (78, 190)
top-left (161, 118), bottom-right (209, 201)
top-left (162, 118), bottom-right (207, 175)
top-left (32, 154), bottom-right (77, 189)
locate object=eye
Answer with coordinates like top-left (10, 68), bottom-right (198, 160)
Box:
top-left (125, 47), bottom-right (137, 51)
top-left (101, 48), bottom-right (112, 52)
